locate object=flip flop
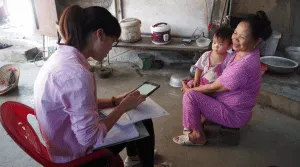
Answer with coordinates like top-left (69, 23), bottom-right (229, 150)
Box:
top-left (172, 134), bottom-right (205, 146)
top-left (183, 128), bottom-right (192, 135)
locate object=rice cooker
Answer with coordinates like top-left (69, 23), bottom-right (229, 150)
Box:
top-left (119, 18), bottom-right (141, 42)
top-left (151, 22), bottom-right (171, 45)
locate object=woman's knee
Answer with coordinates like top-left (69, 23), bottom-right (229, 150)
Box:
top-left (183, 90), bottom-right (204, 102)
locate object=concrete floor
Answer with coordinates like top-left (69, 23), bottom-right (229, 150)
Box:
top-left (262, 73), bottom-right (300, 102)
top-left (1, 62), bottom-right (300, 167)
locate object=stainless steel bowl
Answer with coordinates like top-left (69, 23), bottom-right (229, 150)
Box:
top-left (260, 56), bottom-right (299, 74)
top-left (169, 73), bottom-right (190, 87)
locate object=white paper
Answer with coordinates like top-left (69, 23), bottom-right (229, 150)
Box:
top-left (100, 98), bottom-right (169, 126)
top-left (96, 123), bottom-right (139, 148)
top-left (94, 121), bottom-right (149, 149)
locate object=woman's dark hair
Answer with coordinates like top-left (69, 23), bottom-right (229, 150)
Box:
top-left (214, 26), bottom-right (234, 44)
top-left (242, 11), bottom-right (272, 40)
top-left (59, 5), bottom-right (121, 51)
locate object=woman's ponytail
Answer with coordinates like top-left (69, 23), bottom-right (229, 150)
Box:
top-left (59, 5), bottom-right (88, 50)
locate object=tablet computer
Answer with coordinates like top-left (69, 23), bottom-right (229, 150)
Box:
top-left (135, 81), bottom-right (160, 96)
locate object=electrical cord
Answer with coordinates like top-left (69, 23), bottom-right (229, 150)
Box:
top-left (33, 50), bottom-right (48, 67)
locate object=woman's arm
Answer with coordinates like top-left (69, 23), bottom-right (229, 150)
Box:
top-left (100, 91), bottom-right (145, 131)
top-left (100, 105), bottom-right (125, 131)
top-left (97, 97), bottom-right (132, 131)
top-left (97, 90), bottom-right (133, 109)
top-left (192, 80), bottom-right (229, 93)
top-left (97, 98), bottom-right (115, 109)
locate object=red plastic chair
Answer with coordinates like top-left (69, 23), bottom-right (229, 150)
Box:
top-left (0, 101), bottom-right (124, 167)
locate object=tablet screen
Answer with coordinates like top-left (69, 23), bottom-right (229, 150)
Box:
top-left (137, 83), bottom-right (158, 96)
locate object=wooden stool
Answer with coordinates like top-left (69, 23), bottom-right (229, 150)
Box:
top-left (204, 122), bottom-right (240, 146)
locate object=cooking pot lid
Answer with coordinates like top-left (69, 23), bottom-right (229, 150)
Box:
top-left (120, 18), bottom-right (141, 27)
top-left (152, 22), bottom-right (170, 28)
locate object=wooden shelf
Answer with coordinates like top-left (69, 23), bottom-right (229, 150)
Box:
top-left (116, 35), bottom-right (208, 52)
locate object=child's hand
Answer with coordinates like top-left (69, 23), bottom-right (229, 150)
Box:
top-left (191, 80), bottom-right (199, 88)
top-left (182, 78), bottom-right (192, 84)
top-left (181, 82), bottom-right (190, 93)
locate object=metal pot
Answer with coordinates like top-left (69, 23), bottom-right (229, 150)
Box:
top-left (169, 73), bottom-right (190, 87)
top-left (260, 56), bottom-right (299, 74)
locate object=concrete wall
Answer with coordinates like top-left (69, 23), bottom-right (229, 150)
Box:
top-left (55, 0), bottom-right (227, 64)
top-left (231, 0), bottom-right (293, 49)
top-left (122, 0), bottom-right (210, 37)
top-left (56, 0), bottom-right (228, 38)
top-left (55, 0), bottom-right (116, 18)
top-left (56, 0), bottom-right (300, 48)
top-left (290, 0), bottom-right (300, 46)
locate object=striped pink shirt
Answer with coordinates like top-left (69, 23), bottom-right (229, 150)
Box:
top-left (34, 45), bottom-right (107, 163)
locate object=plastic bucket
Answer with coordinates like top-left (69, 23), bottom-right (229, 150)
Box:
top-left (259, 31), bottom-right (282, 56)
top-left (137, 53), bottom-right (153, 70)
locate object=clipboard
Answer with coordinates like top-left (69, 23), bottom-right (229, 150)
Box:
top-left (93, 121), bottom-right (149, 150)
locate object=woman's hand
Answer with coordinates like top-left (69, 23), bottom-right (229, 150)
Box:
top-left (118, 91), bottom-right (146, 112)
top-left (114, 88), bottom-right (138, 106)
top-left (114, 91), bottom-right (131, 106)
top-left (181, 81), bottom-right (191, 93)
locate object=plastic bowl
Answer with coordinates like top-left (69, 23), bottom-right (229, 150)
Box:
top-left (196, 37), bottom-right (211, 48)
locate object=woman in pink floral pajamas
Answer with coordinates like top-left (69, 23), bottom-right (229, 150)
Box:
top-left (173, 11), bottom-right (273, 145)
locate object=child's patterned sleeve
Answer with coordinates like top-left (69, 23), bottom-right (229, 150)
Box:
top-left (194, 51), bottom-right (210, 70)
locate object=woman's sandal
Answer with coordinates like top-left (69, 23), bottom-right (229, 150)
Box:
top-left (183, 129), bottom-right (192, 135)
top-left (183, 128), bottom-right (192, 135)
top-left (172, 134), bottom-right (205, 146)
